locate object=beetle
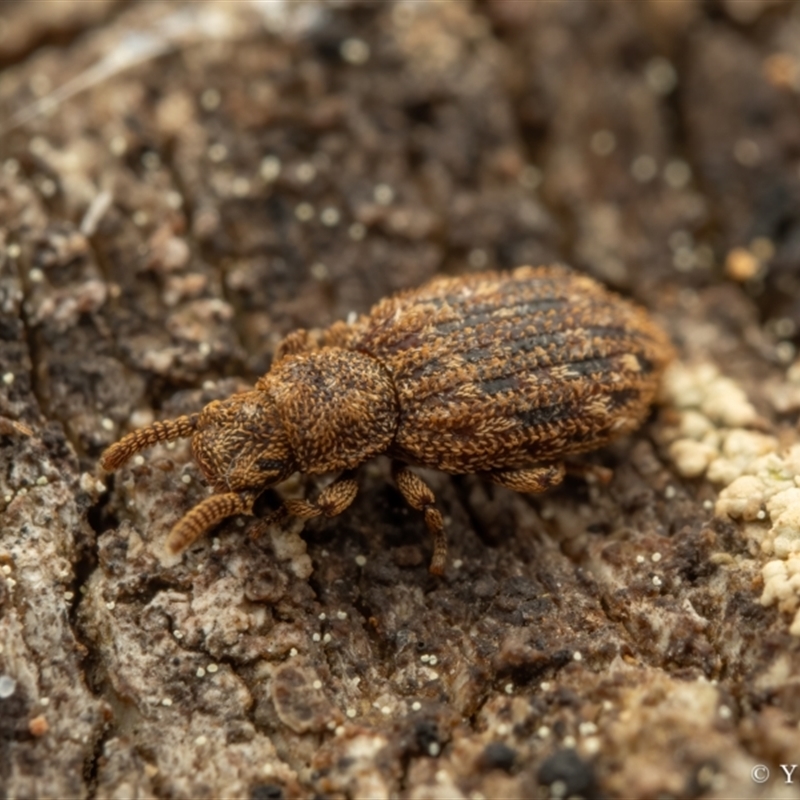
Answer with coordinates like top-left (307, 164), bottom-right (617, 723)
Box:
top-left (101, 265), bottom-right (674, 574)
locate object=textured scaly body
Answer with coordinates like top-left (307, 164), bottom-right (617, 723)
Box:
top-left (101, 265), bottom-right (674, 574)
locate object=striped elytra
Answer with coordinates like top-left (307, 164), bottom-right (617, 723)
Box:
top-left (101, 265), bottom-right (674, 574)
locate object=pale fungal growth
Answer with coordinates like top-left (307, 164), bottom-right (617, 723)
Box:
top-left (667, 439), bottom-right (717, 479)
top-left (714, 475), bottom-right (767, 522)
top-left (661, 362), bottom-right (800, 636)
top-left (660, 362), bottom-right (763, 483)
top-left (662, 362), bottom-right (759, 428)
top-left (714, 447), bottom-right (800, 559)
top-left (761, 559), bottom-right (800, 636)
top-left (706, 430), bottom-right (779, 486)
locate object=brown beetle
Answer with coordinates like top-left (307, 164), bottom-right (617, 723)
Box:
top-left (101, 265), bottom-right (673, 574)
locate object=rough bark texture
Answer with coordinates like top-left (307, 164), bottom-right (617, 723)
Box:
top-left (2, 1), bottom-right (800, 798)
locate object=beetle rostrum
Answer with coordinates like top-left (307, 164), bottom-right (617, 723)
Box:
top-left (101, 265), bottom-right (674, 574)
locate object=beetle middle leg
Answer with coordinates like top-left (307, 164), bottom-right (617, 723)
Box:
top-left (392, 463), bottom-right (447, 576)
top-left (487, 463), bottom-right (566, 493)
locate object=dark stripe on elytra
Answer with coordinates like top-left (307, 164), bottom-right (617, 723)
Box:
top-left (463, 347), bottom-right (495, 364)
top-left (446, 285), bottom-right (568, 313)
top-left (477, 356), bottom-right (617, 396)
top-left (434, 298), bottom-right (567, 335)
top-left (404, 345), bottom-right (641, 394)
top-left (517, 402), bottom-right (579, 428)
top-left (481, 376), bottom-right (520, 395)
top-left (507, 326), bottom-right (630, 357)
top-left (452, 279), bottom-right (610, 317)
top-left (558, 356), bottom-right (614, 377)
top-left (438, 278), bottom-right (567, 313)
top-left (397, 325), bottom-right (646, 391)
top-left (607, 388), bottom-right (641, 409)
top-left (442, 333), bottom-right (633, 367)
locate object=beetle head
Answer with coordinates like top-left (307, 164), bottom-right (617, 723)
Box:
top-left (191, 391), bottom-right (295, 493)
top-left (100, 389), bottom-right (295, 554)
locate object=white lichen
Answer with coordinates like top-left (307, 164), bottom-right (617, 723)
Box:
top-left (662, 362), bottom-right (800, 635)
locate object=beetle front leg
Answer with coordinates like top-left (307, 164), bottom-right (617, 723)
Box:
top-left (247, 475), bottom-right (358, 544)
top-left (487, 463), bottom-right (566, 493)
top-left (392, 463), bottom-right (447, 576)
top-left (284, 472), bottom-right (359, 519)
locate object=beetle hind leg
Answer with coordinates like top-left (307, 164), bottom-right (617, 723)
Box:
top-left (487, 463), bottom-right (566, 493)
top-left (392, 463), bottom-right (448, 576)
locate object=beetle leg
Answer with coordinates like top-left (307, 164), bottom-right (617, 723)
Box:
top-left (247, 476), bottom-right (358, 542)
top-left (565, 461), bottom-right (613, 485)
top-left (274, 329), bottom-right (316, 359)
top-left (284, 472), bottom-right (359, 519)
top-left (487, 463), bottom-right (566, 493)
top-left (392, 463), bottom-right (447, 576)
top-left (246, 505), bottom-right (290, 541)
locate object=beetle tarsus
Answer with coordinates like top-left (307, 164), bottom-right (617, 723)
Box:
top-left (393, 463), bottom-right (448, 575)
top-left (284, 472), bottom-right (359, 519)
top-left (487, 464), bottom-right (566, 493)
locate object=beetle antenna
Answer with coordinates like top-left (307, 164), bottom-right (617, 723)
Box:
top-left (167, 491), bottom-right (254, 553)
top-left (100, 413), bottom-right (200, 471)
